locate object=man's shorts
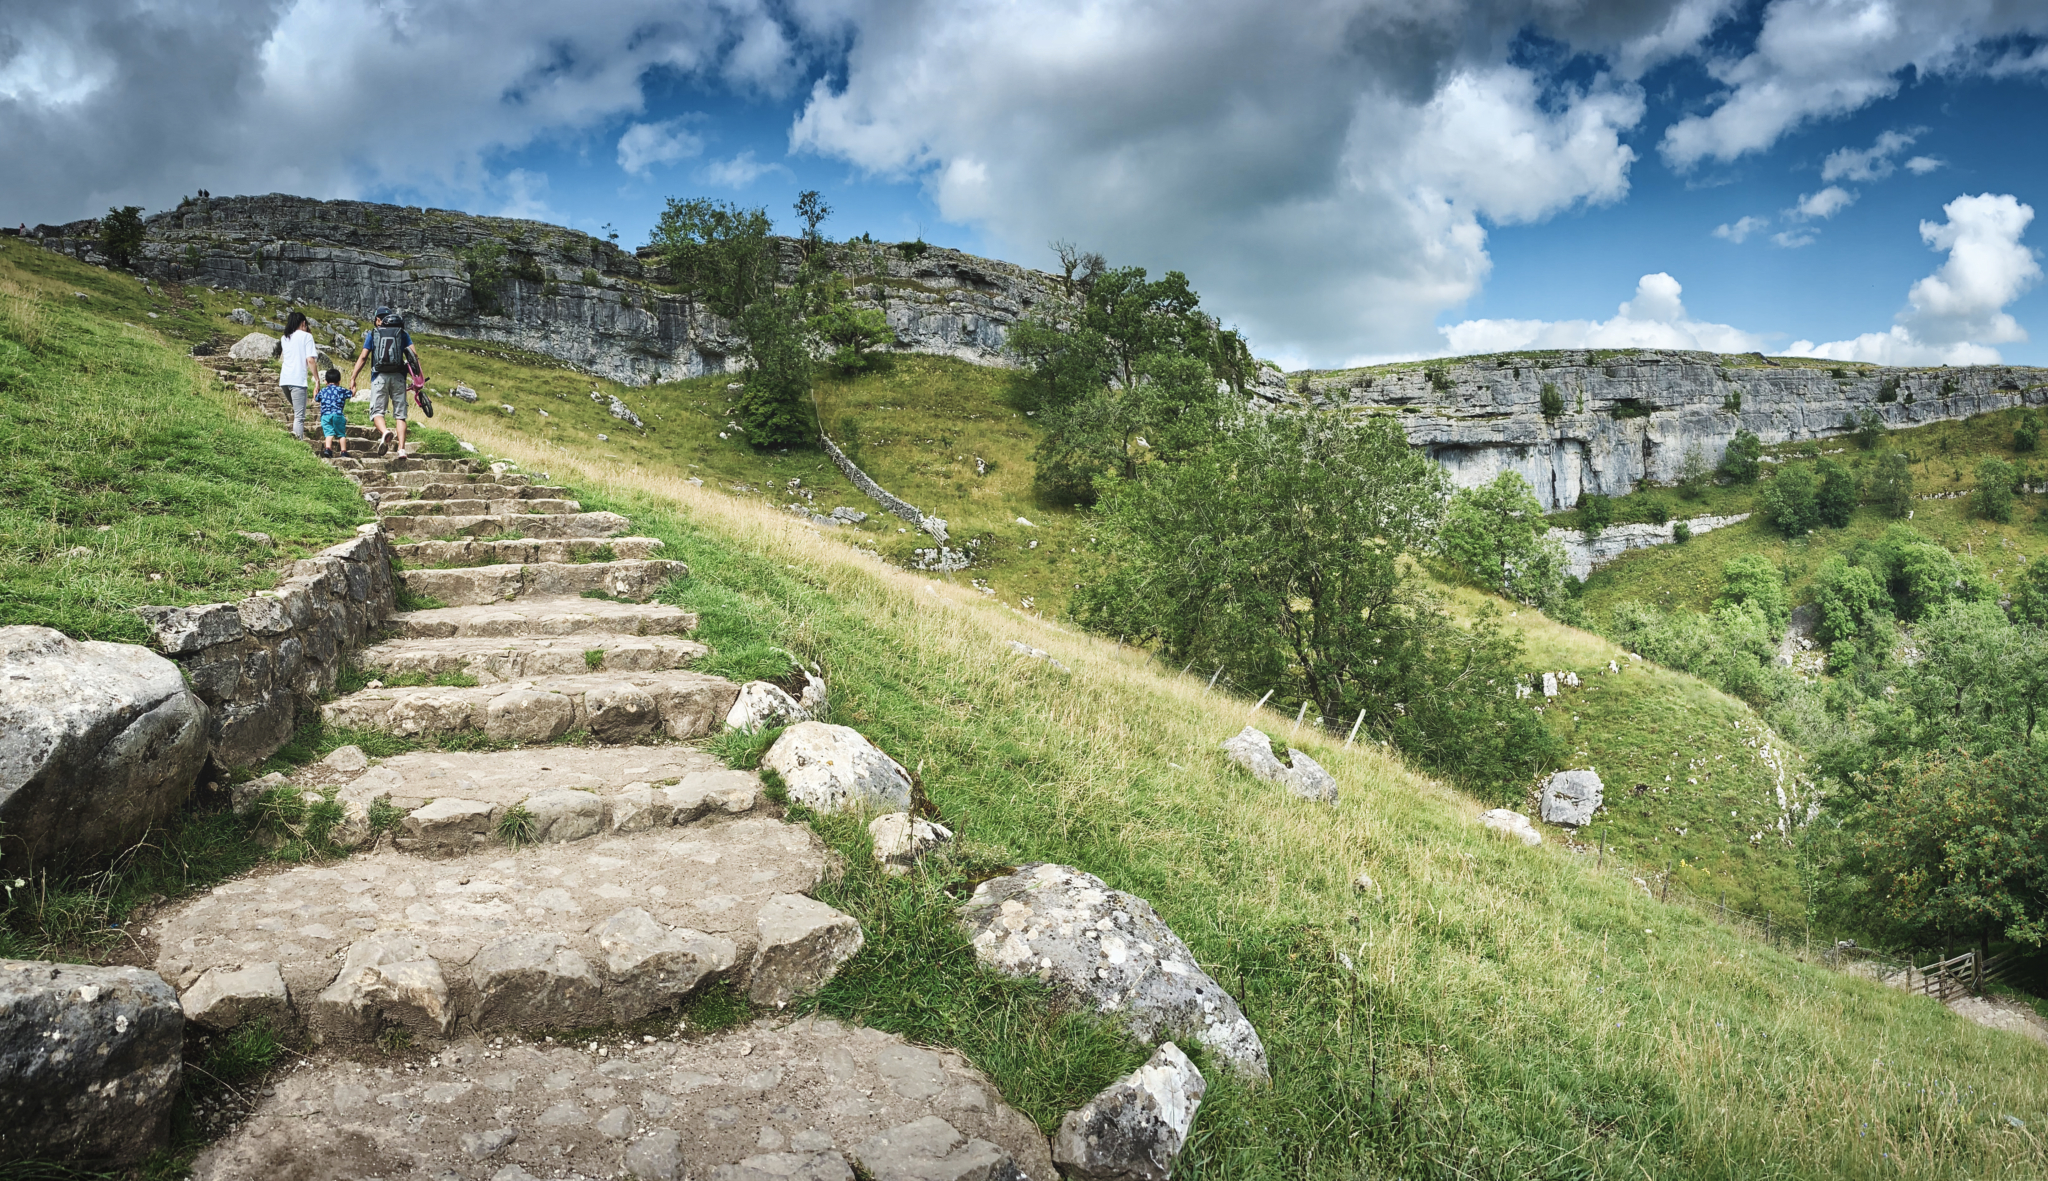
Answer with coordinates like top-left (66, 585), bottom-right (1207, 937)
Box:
top-left (369, 372), bottom-right (409, 420)
top-left (320, 411), bottom-right (348, 438)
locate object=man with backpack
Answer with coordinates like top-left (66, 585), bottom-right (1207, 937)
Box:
top-left (348, 306), bottom-right (426, 457)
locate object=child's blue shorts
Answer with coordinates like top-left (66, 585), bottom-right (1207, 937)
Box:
top-left (321, 411), bottom-right (348, 438)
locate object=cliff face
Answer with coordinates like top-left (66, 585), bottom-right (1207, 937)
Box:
top-left (33, 194), bottom-right (1062, 386)
top-left (1291, 352), bottom-right (2048, 509)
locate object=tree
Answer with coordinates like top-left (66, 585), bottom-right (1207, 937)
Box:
top-left (733, 290), bottom-right (813, 449)
top-left (1030, 347), bottom-right (1232, 502)
top-left (1578, 492), bottom-right (1613, 538)
top-left (793, 190), bottom-right (831, 263)
top-left (1439, 472), bottom-right (1569, 607)
top-left (1720, 429), bottom-right (1763, 483)
top-left (1716, 555), bottom-right (1789, 631)
top-left (648, 197), bottom-right (774, 320)
top-left (2012, 555), bottom-right (2048, 625)
top-left (1868, 452), bottom-right (1914, 518)
top-left (814, 299), bottom-right (895, 373)
top-left (1893, 600), bottom-right (2048, 755)
top-left (1811, 556), bottom-right (1890, 647)
top-left (1975, 457), bottom-right (2017, 523)
top-left (1050, 240), bottom-right (1105, 300)
top-left (1848, 408), bottom-right (1889, 451)
top-left (1815, 457), bottom-right (1857, 528)
top-left (460, 239), bottom-right (509, 315)
top-left (1676, 444), bottom-right (1712, 500)
top-left (2017, 412), bottom-right (2040, 453)
top-left (1823, 749), bottom-right (2048, 951)
top-left (1760, 464), bottom-right (1819, 536)
top-left (98, 206), bottom-right (145, 269)
top-left (1075, 409), bottom-right (1557, 793)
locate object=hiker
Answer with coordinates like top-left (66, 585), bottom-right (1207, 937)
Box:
top-left (315, 368), bottom-right (352, 458)
top-left (348, 306), bottom-right (425, 457)
top-left (278, 310), bottom-right (320, 439)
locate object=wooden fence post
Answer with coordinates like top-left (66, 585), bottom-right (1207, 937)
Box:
top-left (1661, 862), bottom-right (1671, 903)
top-left (1596, 840), bottom-right (1604, 871)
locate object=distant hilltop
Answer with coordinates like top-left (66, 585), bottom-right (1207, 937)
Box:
top-left (28, 193), bottom-right (1062, 386)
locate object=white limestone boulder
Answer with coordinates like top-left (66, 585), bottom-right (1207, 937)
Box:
top-left (227, 331), bottom-right (276, 360)
top-left (1539, 769), bottom-right (1603, 828)
top-left (868, 813), bottom-right (954, 876)
top-left (1479, 808), bottom-right (1543, 846)
top-left (1052, 1042), bottom-right (1205, 1181)
top-left (1219, 726), bottom-right (1337, 804)
top-left (762, 721), bottom-right (913, 815)
top-left (727, 680), bottom-right (810, 731)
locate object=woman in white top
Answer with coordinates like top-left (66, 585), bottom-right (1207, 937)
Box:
top-left (278, 310), bottom-right (321, 439)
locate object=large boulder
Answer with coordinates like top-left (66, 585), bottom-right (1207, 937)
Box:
top-left (957, 863), bottom-right (1268, 1079)
top-left (227, 331), bottom-right (276, 361)
top-left (1479, 808), bottom-right (1542, 846)
top-left (0, 626), bottom-right (209, 868)
top-left (1052, 1042), bottom-right (1205, 1181)
top-left (727, 680), bottom-right (809, 732)
top-left (762, 721), bottom-right (913, 815)
top-left (0, 960), bottom-right (184, 1166)
top-left (1219, 726), bottom-right (1337, 804)
top-left (869, 812), bottom-right (953, 876)
top-left (1539, 769), bottom-right (1603, 827)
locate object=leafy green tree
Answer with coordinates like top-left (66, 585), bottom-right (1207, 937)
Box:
top-left (733, 291), bottom-right (814, 449)
top-left (1975, 457), bottom-right (2017, 523)
top-left (1811, 556), bottom-right (1891, 646)
top-left (98, 206), bottom-right (145, 269)
top-left (1578, 492), bottom-right (1613, 538)
top-left (1076, 409), bottom-right (1558, 793)
top-left (1760, 464), bottom-right (1819, 536)
top-left (1539, 382), bottom-right (1565, 419)
top-left (460, 240), bottom-right (509, 315)
top-left (1853, 523), bottom-right (1992, 621)
top-left (1892, 600), bottom-right (2048, 755)
top-left (1716, 555), bottom-right (1789, 631)
top-left (1848, 408), bottom-right (1889, 450)
top-left (1031, 348), bottom-right (1232, 502)
top-left (814, 299), bottom-right (896, 373)
top-left (1675, 444), bottom-right (1712, 500)
top-left (1439, 472), bottom-right (1569, 608)
top-left (1720, 429), bottom-right (1763, 483)
top-left (1868, 451), bottom-right (1914, 518)
top-left (648, 197), bottom-right (775, 320)
top-left (1815, 457), bottom-right (1857, 528)
top-left (2012, 555), bottom-right (2048, 625)
top-left (2017, 412), bottom-right (2040, 453)
top-left (1822, 749), bottom-right (2048, 951)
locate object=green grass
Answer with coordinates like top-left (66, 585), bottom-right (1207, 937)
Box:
top-left (0, 240), bottom-right (374, 641)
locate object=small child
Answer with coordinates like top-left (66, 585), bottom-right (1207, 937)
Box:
top-left (315, 369), bottom-right (353, 458)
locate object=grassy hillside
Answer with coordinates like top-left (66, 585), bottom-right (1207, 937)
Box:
top-left (6, 244), bottom-right (2048, 1177)
top-left (0, 237), bottom-right (372, 643)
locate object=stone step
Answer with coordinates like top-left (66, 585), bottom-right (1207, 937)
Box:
top-left (372, 469), bottom-right (531, 489)
top-left (382, 482), bottom-right (572, 502)
top-left (153, 819), bottom-right (859, 1046)
top-left (393, 597), bottom-right (697, 639)
top-left (355, 631), bottom-right (707, 682)
top-left (399, 558), bottom-right (686, 607)
top-left (338, 456), bottom-right (484, 476)
top-left (189, 1017), bottom-right (1054, 1181)
top-left (393, 536), bottom-right (663, 567)
top-left (320, 670), bottom-right (740, 743)
top-left (380, 497), bottom-right (584, 517)
top-left (379, 510), bottom-right (632, 540)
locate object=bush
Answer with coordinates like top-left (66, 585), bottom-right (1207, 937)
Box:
top-left (1439, 471), bottom-right (1568, 607)
top-left (1719, 429), bottom-right (1763, 483)
top-left (1811, 556), bottom-right (1890, 646)
top-left (1849, 408), bottom-right (1888, 451)
top-left (1815, 457), bottom-right (1857, 528)
top-left (1539, 382), bottom-right (1564, 418)
top-left (734, 293), bottom-right (815, 449)
top-left (98, 206), bottom-right (145, 270)
top-left (1676, 444), bottom-right (1711, 499)
top-left (1716, 554), bottom-right (1789, 631)
top-left (1976, 457), bottom-right (2017, 523)
top-left (1578, 492), bottom-right (1612, 538)
top-left (1868, 452), bottom-right (1914, 518)
top-left (815, 301), bottom-right (896, 374)
top-left (1672, 520), bottom-right (1691, 544)
top-left (2017, 413), bottom-right (2040, 453)
top-left (460, 240), bottom-right (509, 315)
top-left (1759, 464), bottom-right (1818, 536)
top-left (2014, 556), bottom-right (2048, 626)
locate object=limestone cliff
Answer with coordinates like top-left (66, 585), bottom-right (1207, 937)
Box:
top-left (1287, 351), bottom-right (2048, 509)
top-left (32, 194), bottom-right (1063, 386)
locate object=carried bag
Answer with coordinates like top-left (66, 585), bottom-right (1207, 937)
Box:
top-left (371, 322), bottom-right (409, 374)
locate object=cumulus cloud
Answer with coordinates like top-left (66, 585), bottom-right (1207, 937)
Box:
top-left (1771, 229), bottom-right (1816, 249)
top-left (1784, 193), bottom-right (2042, 364)
top-left (701, 149), bottom-right (786, 188)
top-left (617, 117), bottom-right (705, 176)
top-left (1660, 1), bottom-right (2048, 169)
top-left (1714, 215), bottom-right (1769, 243)
top-left (1440, 273), bottom-right (1765, 354)
top-left (1792, 185), bottom-right (1856, 220)
top-left (1821, 129), bottom-right (1919, 183)
top-left (1905, 155), bottom-right (1945, 175)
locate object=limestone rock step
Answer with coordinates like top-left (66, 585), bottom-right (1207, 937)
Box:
top-left (382, 482), bottom-right (573, 502)
top-left (398, 558), bottom-right (687, 607)
top-left (338, 457), bottom-right (480, 476)
top-left (380, 497), bottom-right (583, 517)
top-left (321, 670), bottom-right (740, 743)
top-left (393, 597), bottom-right (697, 639)
top-left (190, 1017), bottom-right (1055, 1181)
top-left (370, 468), bottom-right (531, 489)
top-left (393, 536), bottom-right (663, 567)
top-left (154, 821), bottom-right (853, 1044)
top-left (378, 510), bottom-right (633, 540)
top-left (356, 631), bottom-right (708, 682)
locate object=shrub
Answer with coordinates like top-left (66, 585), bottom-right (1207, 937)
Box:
top-left (2017, 412), bottom-right (2041, 453)
top-left (461, 240), bottom-right (509, 315)
top-left (1719, 429), bottom-right (1763, 483)
top-left (1760, 464), bottom-right (1818, 536)
top-left (1577, 492), bottom-right (1612, 538)
top-left (2011, 555), bottom-right (2048, 625)
top-left (1672, 520), bottom-right (1691, 544)
top-left (1438, 471), bottom-right (1568, 607)
top-left (1539, 382), bottom-right (1564, 418)
top-left (1716, 554), bottom-right (1789, 631)
top-left (1811, 556), bottom-right (1890, 646)
top-left (1976, 457), bottom-right (2017, 523)
top-left (581, 267), bottom-right (601, 286)
top-left (1868, 452), bottom-right (1914, 518)
top-left (1676, 444), bottom-right (1711, 499)
top-left (98, 206), bottom-right (145, 269)
top-left (1849, 409), bottom-right (1888, 450)
top-left (1876, 376), bottom-right (1900, 403)
top-left (1815, 457), bottom-right (1857, 528)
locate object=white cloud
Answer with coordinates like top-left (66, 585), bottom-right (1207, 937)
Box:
top-left (1792, 185), bottom-right (1855, 220)
top-left (1440, 273), bottom-right (1766, 354)
top-left (702, 149), bottom-right (787, 188)
top-left (1714, 215), bottom-right (1769, 243)
top-left (491, 168), bottom-right (562, 222)
top-left (616, 117), bottom-right (705, 176)
top-left (1771, 229), bottom-right (1816, 248)
top-left (1783, 193), bottom-right (2041, 363)
top-left (1905, 155), bottom-right (1945, 175)
top-left (1821, 129), bottom-right (1919, 182)
top-left (1660, 1), bottom-right (2048, 169)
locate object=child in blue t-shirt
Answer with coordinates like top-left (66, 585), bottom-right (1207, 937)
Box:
top-left (315, 369), bottom-right (353, 458)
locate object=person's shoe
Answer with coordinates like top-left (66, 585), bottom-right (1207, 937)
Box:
top-left (374, 431), bottom-right (392, 456)
top-left (393, 447), bottom-right (409, 459)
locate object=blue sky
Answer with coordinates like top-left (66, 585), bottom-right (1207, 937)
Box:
top-left (9, 0), bottom-right (2048, 369)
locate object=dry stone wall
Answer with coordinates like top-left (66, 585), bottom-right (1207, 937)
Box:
top-left (136, 524), bottom-right (398, 768)
top-left (35, 194), bottom-right (1064, 387)
top-left (1289, 352), bottom-right (2048, 510)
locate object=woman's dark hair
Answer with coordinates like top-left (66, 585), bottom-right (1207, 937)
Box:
top-left (283, 310), bottom-right (307, 335)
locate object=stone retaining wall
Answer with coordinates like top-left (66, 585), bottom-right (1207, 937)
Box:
top-left (820, 434), bottom-right (949, 542)
top-left (137, 525), bottom-right (397, 768)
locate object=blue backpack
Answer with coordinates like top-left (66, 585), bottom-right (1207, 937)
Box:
top-left (371, 319), bottom-right (409, 374)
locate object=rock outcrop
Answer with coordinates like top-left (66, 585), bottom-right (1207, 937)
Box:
top-left (1288, 352), bottom-right (2048, 510)
top-left (958, 863), bottom-right (1268, 1079)
top-left (38, 194), bottom-right (1063, 387)
top-left (1219, 726), bottom-right (1337, 804)
top-left (1538, 770), bottom-right (1603, 828)
top-left (0, 625), bottom-right (210, 868)
top-left (0, 960), bottom-right (184, 1167)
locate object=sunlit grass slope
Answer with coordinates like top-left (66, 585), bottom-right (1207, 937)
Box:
top-left (448, 412), bottom-right (2048, 1181)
